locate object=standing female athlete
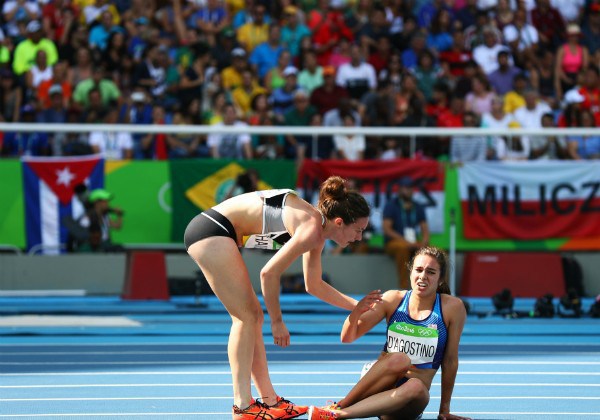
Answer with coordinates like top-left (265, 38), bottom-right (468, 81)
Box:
top-left (184, 176), bottom-right (375, 420)
top-left (308, 246), bottom-right (470, 420)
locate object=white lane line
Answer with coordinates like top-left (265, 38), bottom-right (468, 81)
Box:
top-left (2, 396), bottom-right (600, 402)
top-left (0, 412), bottom-right (598, 418)
top-left (2, 371), bottom-right (600, 376)
top-left (1, 382), bottom-right (599, 389)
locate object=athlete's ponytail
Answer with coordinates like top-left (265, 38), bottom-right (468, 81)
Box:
top-left (318, 176), bottom-right (370, 224)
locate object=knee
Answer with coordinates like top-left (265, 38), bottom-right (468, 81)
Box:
top-left (232, 302), bottom-right (264, 326)
top-left (382, 352), bottom-right (412, 376)
top-left (400, 378), bottom-right (430, 405)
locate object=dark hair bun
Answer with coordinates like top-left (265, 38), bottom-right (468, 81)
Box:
top-left (320, 176), bottom-right (347, 201)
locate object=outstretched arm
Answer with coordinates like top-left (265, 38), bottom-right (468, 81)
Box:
top-left (341, 290), bottom-right (392, 343)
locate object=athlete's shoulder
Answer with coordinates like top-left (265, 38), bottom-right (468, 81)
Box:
top-left (440, 294), bottom-right (467, 320)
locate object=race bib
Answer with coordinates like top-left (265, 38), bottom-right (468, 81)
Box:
top-left (386, 322), bottom-right (438, 365)
top-left (243, 233), bottom-right (288, 250)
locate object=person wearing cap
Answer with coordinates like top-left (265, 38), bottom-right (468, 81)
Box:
top-left (280, 5), bottom-right (311, 59)
top-left (555, 23), bottom-right (589, 99)
top-left (310, 65), bottom-right (350, 115)
top-left (78, 188), bottom-right (125, 253)
top-left (37, 60), bottom-right (72, 109)
top-left (269, 65), bottom-right (299, 118)
top-left (222, 47), bottom-right (248, 90)
top-left (382, 176), bottom-right (430, 290)
top-left (12, 20), bottom-right (58, 76)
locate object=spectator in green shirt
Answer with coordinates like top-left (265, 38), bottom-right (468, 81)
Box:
top-left (72, 65), bottom-right (121, 109)
top-left (12, 20), bottom-right (58, 76)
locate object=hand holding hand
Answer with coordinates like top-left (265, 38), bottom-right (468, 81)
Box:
top-left (355, 290), bottom-right (383, 314)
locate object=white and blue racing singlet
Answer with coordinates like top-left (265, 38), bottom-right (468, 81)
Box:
top-left (384, 291), bottom-right (448, 369)
top-left (242, 189), bottom-right (296, 250)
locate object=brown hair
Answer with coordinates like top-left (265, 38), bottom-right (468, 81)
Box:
top-left (408, 246), bottom-right (451, 295)
top-left (317, 176), bottom-right (370, 224)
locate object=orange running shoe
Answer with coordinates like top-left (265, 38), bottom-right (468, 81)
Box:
top-left (269, 396), bottom-right (309, 419)
top-left (307, 405), bottom-right (340, 420)
top-left (233, 399), bottom-right (286, 420)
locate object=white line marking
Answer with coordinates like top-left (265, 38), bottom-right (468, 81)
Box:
top-left (0, 382), bottom-right (598, 389)
top-left (2, 396), bottom-right (600, 402)
top-left (2, 371), bottom-right (600, 376)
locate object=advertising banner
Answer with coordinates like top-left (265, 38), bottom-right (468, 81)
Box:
top-left (459, 161), bottom-right (600, 240)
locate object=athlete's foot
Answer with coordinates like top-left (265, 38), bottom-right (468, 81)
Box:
top-left (233, 399), bottom-right (286, 419)
top-left (269, 396), bottom-right (309, 419)
top-left (307, 405), bottom-right (340, 420)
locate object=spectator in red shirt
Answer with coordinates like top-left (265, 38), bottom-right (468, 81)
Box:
top-left (439, 30), bottom-right (473, 82)
top-left (311, 6), bottom-right (354, 66)
top-left (42, 0), bottom-right (78, 51)
top-left (531, 0), bottom-right (566, 51)
top-left (579, 65), bottom-right (600, 115)
top-left (310, 65), bottom-right (350, 115)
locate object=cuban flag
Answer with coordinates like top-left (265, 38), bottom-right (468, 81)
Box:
top-left (22, 155), bottom-right (105, 254)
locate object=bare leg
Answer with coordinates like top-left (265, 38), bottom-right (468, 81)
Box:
top-left (339, 353), bottom-right (411, 408)
top-left (337, 379), bottom-right (430, 419)
top-left (188, 238), bottom-right (267, 411)
top-left (251, 313), bottom-right (278, 405)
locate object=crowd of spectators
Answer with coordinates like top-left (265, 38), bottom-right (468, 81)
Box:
top-left (1, 0), bottom-right (600, 161)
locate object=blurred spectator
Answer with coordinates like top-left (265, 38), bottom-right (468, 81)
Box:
top-left (529, 49), bottom-right (558, 106)
top-left (38, 60), bottom-right (71, 109)
top-left (237, 3), bottom-right (269, 53)
top-left (310, 65), bottom-right (350, 115)
top-left (297, 49), bottom-right (323, 94)
top-left (167, 110), bottom-right (209, 158)
top-left (211, 29), bottom-right (240, 71)
top-left (392, 72), bottom-right (424, 125)
top-left (37, 84), bottom-right (68, 155)
top-left (306, 112), bottom-right (335, 160)
top-left (437, 95), bottom-right (466, 158)
top-left (324, 96), bottom-right (362, 127)
top-left (473, 25), bottom-right (510, 75)
top-left (2, 105), bottom-right (49, 156)
top-left (554, 23), bottom-right (589, 99)
top-left (264, 49), bottom-right (292, 92)
top-left (175, 51), bottom-right (207, 111)
top-left (382, 176), bottom-right (430, 289)
top-left (103, 31), bottom-right (132, 88)
top-left (0, 69), bottom-right (23, 122)
top-left (455, 0), bottom-right (479, 29)
top-left (88, 107), bottom-right (133, 160)
top-left (465, 73), bottom-right (495, 115)
top-left (203, 89), bottom-right (229, 125)
top-left (67, 47), bottom-right (94, 88)
top-left (412, 49), bottom-right (445, 102)
top-left (270, 65), bottom-right (299, 118)
top-left (425, 81), bottom-right (451, 121)
top-left (336, 43), bottom-right (377, 101)
top-left (12, 20), bottom-right (58, 76)
top-left (368, 35), bottom-right (393, 77)
top-left (249, 24), bottom-right (283, 82)
top-left (426, 8), bottom-right (453, 53)
top-left (25, 49), bottom-right (53, 100)
top-left (232, 0), bottom-right (272, 31)
top-left (513, 88), bottom-right (552, 129)
top-left (503, 8), bottom-right (539, 69)
top-left (329, 36), bottom-right (352, 68)
top-left (496, 121), bottom-right (531, 161)
top-left (399, 96), bottom-right (437, 158)
top-left (133, 44), bottom-right (169, 102)
top-left (3, 0), bottom-right (41, 40)
top-left (582, 4), bottom-right (600, 59)
top-left (531, 0), bottom-right (566, 52)
top-left (207, 102), bottom-right (252, 159)
top-left (223, 168), bottom-right (261, 200)
top-left (310, 3), bottom-right (354, 66)
top-left (492, 0), bottom-right (514, 32)
top-left (401, 31), bottom-right (428, 70)
top-left (231, 68), bottom-right (267, 117)
top-left (332, 112), bottom-right (366, 161)
top-left (529, 112), bottom-right (568, 159)
top-left (481, 95), bottom-right (515, 160)
top-left (438, 29), bottom-right (473, 82)
top-left (566, 109), bottom-right (600, 159)
top-left (488, 50), bottom-right (521, 96)
top-left (280, 5), bottom-right (311, 60)
top-left (345, 0), bottom-right (372, 37)
top-left (80, 87), bottom-right (108, 123)
top-left (465, 9), bottom-right (498, 49)
top-left (222, 47), bottom-right (248, 90)
top-left (42, 0), bottom-right (78, 50)
top-left (557, 88), bottom-right (585, 128)
top-left (119, 89), bottom-right (153, 159)
top-left (357, 4), bottom-right (390, 56)
top-left (578, 65), bottom-right (600, 116)
top-left (378, 52), bottom-right (403, 92)
top-left (140, 104), bottom-right (171, 160)
top-left (503, 72), bottom-right (529, 114)
top-left (248, 92), bottom-right (282, 159)
top-left (362, 78), bottom-right (394, 127)
top-left (551, 0), bottom-right (585, 24)
top-left (283, 89), bottom-right (317, 159)
top-left (379, 137), bottom-right (402, 160)
top-left (450, 111), bottom-right (487, 164)
top-left (89, 10), bottom-right (121, 53)
top-left (72, 65), bottom-right (121, 110)
top-left (416, 0), bottom-right (449, 29)
top-left (191, 0), bottom-right (230, 47)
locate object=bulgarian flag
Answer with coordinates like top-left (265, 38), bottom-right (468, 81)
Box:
top-left (22, 155), bottom-right (105, 254)
top-left (169, 159), bottom-right (297, 242)
top-left (459, 161), bottom-right (600, 240)
top-left (296, 159), bottom-right (446, 234)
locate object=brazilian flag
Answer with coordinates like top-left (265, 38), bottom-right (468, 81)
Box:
top-left (170, 159), bottom-right (297, 242)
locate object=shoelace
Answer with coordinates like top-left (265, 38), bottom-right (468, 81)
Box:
top-left (271, 396), bottom-right (298, 414)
